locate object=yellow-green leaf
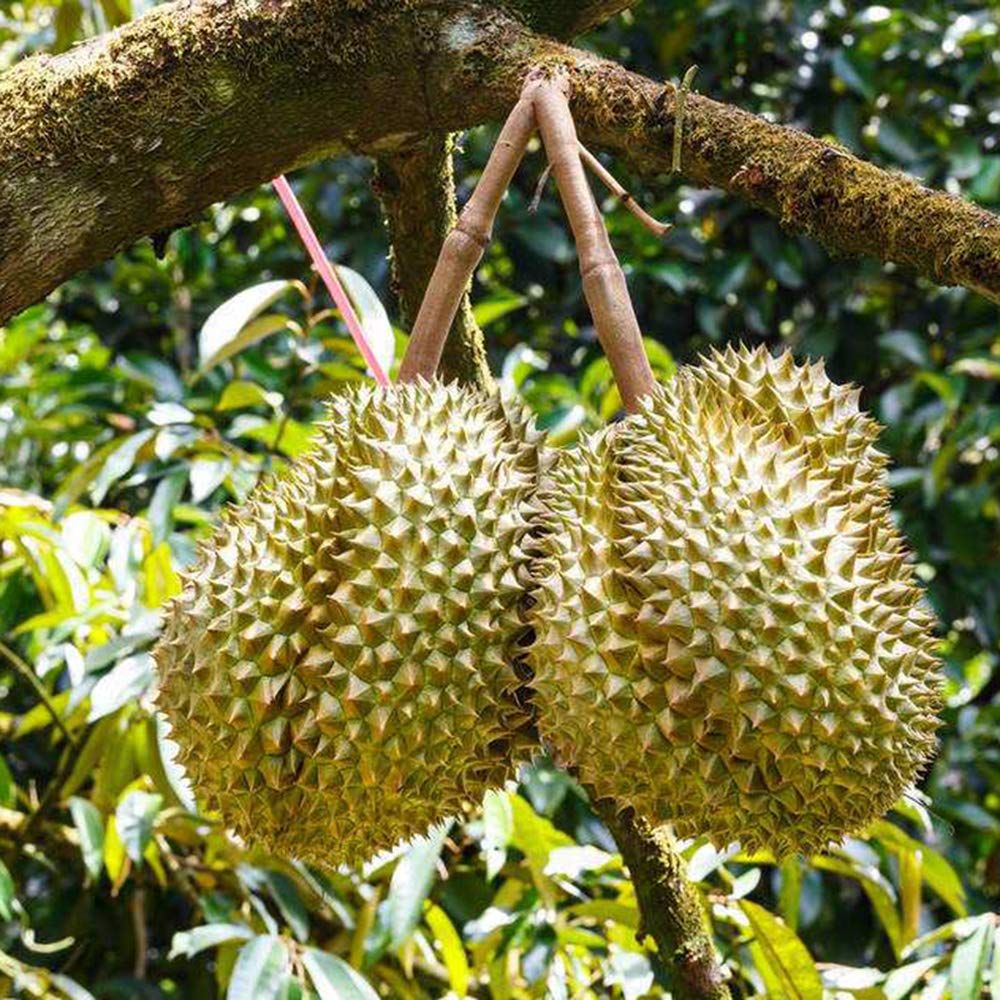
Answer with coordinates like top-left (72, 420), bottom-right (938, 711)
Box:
top-left (425, 903), bottom-right (470, 998)
top-left (741, 899), bottom-right (822, 1000)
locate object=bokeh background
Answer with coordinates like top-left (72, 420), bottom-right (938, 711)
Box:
top-left (0, 0), bottom-right (998, 997)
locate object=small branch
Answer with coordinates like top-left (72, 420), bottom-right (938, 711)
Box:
top-left (373, 133), bottom-right (492, 389)
top-left (596, 802), bottom-right (731, 1000)
top-left (397, 93), bottom-right (537, 384)
top-left (530, 72), bottom-right (655, 412)
top-left (0, 638), bottom-right (79, 750)
top-left (538, 47), bottom-right (1000, 303)
top-left (0, 806), bottom-right (79, 855)
top-left (131, 887), bottom-right (148, 979)
top-left (578, 142), bottom-right (671, 236)
top-left (529, 163), bottom-right (553, 214)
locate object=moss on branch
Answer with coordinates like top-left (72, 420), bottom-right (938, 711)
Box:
top-left (537, 50), bottom-right (1000, 302)
top-left (597, 803), bottom-right (731, 1000)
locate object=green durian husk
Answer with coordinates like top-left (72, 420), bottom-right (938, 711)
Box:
top-left (530, 344), bottom-right (942, 857)
top-left (155, 380), bottom-right (543, 865)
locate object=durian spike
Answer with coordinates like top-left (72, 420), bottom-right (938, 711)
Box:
top-left (531, 73), bottom-right (655, 413)
top-left (398, 84), bottom-right (539, 382)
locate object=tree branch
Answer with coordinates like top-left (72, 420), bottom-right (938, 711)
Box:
top-left (549, 51), bottom-right (1000, 303)
top-left (1, 3), bottom-right (997, 324)
top-left (596, 802), bottom-right (730, 1000)
top-left (374, 133), bottom-right (492, 387)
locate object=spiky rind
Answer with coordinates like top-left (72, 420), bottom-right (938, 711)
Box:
top-left (156, 380), bottom-right (543, 865)
top-left (531, 344), bottom-right (941, 857)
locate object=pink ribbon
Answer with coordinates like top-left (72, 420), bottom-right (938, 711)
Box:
top-left (272, 175), bottom-right (391, 387)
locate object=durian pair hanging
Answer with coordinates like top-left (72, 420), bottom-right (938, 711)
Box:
top-left (154, 71), bottom-right (941, 865)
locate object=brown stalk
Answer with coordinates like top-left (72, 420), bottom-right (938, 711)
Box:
top-left (578, 143), bottom-right (672, 237)
top-left (530, 74), bottom-right (655, 413)
top-left (397, 92), bottom-right (537, 383)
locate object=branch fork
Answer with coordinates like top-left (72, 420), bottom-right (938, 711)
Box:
top-left (398, 71), bottom-right (663, 404)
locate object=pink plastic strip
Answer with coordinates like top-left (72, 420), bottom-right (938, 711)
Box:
top-left (272, 174), bottom-right (391, 386)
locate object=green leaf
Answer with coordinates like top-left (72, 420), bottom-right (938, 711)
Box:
top-left (687, 842), bottom-right (727, 882)
top-left (387, 823), bottom-right (449, 949)
top-left (509, 794), bottom-right (574, 877)
top-left (148, 401), bottom-right (195, 426)
top-left (482, 789), bottom-right (513, 879)
top-left (950, 918), bottom-right (992, 1000)
top-left (992, 928), bottom-right (1000, 1000)
top-left (90, 429), bottom-right (156, 505)
top-left (97, 0), bottom-right (130, 26)
top-left (0, 755), bottom-right (14, 809)
top-left (899, 846), bottom-right (922, 946)
top-left (544, 846), bottom-right (614, 879)
top-left (951, 357), bottom-right (1000, 380)
top-left (199, 281), bottom-right (305, 372)
top-left (643, 337), bottom-right (677, 381)
top-left (878, 330), bottom-right (929, 368)
top-left (425, 902), bottom-right (470, 998)
top-left (868, 821), bottom-right (966, 916)
top-left (189, 457), bottom-right (231, 504)
top-left (832, 48), bottom-right (875, 100)
top-left (68, 797), bottom-right (104, 881)
top-left (115, 789), bottom-right (162, 864)
top-left (60, 511), bottom-right (111, 570)
top-left (813, 854), bottom-right (901, 957)
top-left (0, 858), bottom-right (15, 920)
top-left (227, 936), bottom-right (291, 1000)
top-left (778, 858), bottom-right (802, 931)
top-left (262, 870), bottom-right (310, 943)
top-left (301, 949), bottom-right (379, 1000)
top-left (87, 653), bottom-right (155, 722)
top-left (54, 0), bottom-right (84, 51)
top-left (472, 289), bottom-right (528, 328)
top-left (730, 867), bottom-right (761, 900)
top-left (741, 899), bottom-right (822, 1000)
top-left (148, 470), bottom-right (187, 547)
top-left (883, 957), bottom-right (940, 999)
top-left (334, 265), bottom-right (396, 379)
top-left (217, 380), bottom-right (279, 411)
top-left (169, 923), bottom-right (255, 960)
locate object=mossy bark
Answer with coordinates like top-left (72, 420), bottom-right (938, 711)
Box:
top-left (373, 133), bottom-right (493, 388)
top-left (2, 1), bottom-right (998, 323)
top-left (599, 804), bottom-right (731, 1000)
top-left (545, 50), bottom-right (1000, 303)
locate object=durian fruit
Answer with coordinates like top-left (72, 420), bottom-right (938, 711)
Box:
top-left (155, 380), bottom-right (542, 865)
top-left (531, 344), bottom-right (941, 856)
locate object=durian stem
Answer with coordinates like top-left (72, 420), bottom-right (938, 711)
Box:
top-left (530, 74), bottom-right (656, 414)
top-left (598, 804), bottom-right (731, 1000)
top-left (397, 90), bottom-right (537, 383)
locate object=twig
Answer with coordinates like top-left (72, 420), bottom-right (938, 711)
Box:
top-left (529, 163), bottom-right (553, 214)
top-left (0, 638), bottom-right (79, 750)
top-left (530, 72), bottom-right (655, 413)
top-left (672, 65), bottom-right (698, 175)
top-left (578, 143), bottom-right (671, 236)
top-left (131, 887), bottom-right (148, 979)
top-left (398, 93), bottom-right (537, 383)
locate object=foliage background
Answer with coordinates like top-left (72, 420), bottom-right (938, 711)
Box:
top-left (0, 0), bottom-right (998, 997)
